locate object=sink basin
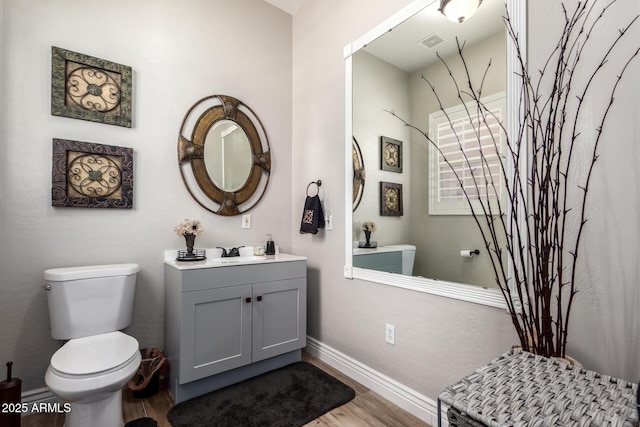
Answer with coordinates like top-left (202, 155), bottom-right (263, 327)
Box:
top-left (211, 256), bottom-right (267, 263)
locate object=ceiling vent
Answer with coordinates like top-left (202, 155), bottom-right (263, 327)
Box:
top-left (419, 34), bottom-right (445, 49)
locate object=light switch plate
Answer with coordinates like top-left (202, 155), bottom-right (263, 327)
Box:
top-left (242, 215), bottom-right (251, 229)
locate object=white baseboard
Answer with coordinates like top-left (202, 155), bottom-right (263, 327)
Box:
top-left (21, 387), bottom-right (56, 405)
top-left (17, 387), bottom-right (59, 417)
top-left (305, 336), bottom-right (447, 426)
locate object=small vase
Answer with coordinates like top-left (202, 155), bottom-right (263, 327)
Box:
top-left (364, 230), bottom-right (371, 247)
top-left (184, 234), bottom-right (196, 254)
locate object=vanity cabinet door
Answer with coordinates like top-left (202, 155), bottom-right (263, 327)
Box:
top-left (180, 284), bottom-right (253, 383)
top-left (252, 278), bottom-right (307, 362)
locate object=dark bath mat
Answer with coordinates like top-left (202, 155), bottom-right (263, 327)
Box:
top-left (167, 361), bottom-right (356, 427)
top-left (125, 417), bottom-right (158, 427)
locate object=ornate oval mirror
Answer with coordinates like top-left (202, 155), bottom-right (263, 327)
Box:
top-left (178, 95), bottom-right (271, 216)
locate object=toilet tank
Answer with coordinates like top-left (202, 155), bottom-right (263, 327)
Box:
top-left (43, 263), bottom-right (139, 340)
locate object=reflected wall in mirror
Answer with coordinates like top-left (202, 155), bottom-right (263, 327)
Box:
top-left (178, 95), bottom-right (271, 216)
top-left (204, 119), bottom-right (253, 193)
top-left (346, 0), bottom-right (524, 305)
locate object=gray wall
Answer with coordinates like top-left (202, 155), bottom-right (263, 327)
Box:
top-left (0, 0), bottom-right (292, 390)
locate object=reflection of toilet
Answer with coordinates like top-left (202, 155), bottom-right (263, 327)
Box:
top-left (43, 264), bottom-right (141, 427)
top-left (385, 245), bottom-right (416, 275)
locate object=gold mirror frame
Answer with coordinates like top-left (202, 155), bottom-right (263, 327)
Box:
top-left (178, 95), bottom-right (271, 216)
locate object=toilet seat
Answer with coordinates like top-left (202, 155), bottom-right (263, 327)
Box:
top-left (51, 331), bottom-right (139, 377)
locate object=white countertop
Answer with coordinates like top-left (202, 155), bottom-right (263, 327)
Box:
top-left (164, 247), bottom-right (307, 270)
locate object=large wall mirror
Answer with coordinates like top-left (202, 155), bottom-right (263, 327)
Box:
top-left (344, 0), bottom-right (525, 307)
top-left (178, 95), bottom-right (271, 216)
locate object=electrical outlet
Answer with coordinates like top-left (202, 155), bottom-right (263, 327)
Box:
top-left (385, 324), bottom-right (395, 345)
top-left (242, 215), bottom-right (251, 229)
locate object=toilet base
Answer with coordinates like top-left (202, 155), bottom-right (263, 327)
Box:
top-left (65, 389), bottom-right (124, 427)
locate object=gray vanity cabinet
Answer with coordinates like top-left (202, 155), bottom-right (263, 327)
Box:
top-left (164, 257), bottom-right (307, 403)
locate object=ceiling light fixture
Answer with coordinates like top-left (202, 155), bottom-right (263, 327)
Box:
top-left (439, 0), bottom-right (483, 23)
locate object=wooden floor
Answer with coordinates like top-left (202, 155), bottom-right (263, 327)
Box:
top-left (23, 351), bottom-right (431, 427)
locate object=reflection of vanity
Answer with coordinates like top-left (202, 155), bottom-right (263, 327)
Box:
top-left (353, 244), bottom-right (415, 275)
top-left (164, 250), bottom-right (307, 403)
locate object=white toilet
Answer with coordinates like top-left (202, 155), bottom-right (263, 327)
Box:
top-left (43, 263), bottom-right (142, 427)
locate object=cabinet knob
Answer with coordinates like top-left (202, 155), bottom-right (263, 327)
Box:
top-left (245, 297), bottom-right (251, 303)
top-left (257, 295), bottom-right (263, 302)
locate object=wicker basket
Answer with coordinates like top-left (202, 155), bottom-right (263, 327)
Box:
top-left (447, 406), bottom-right (486, 427)
top-left (439, 349), bottom-right (639, 427)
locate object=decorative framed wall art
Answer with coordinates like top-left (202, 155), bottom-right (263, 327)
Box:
top-left (380, 136), bottom-right (402, 173)
top-left (52, 138), bottom-right (133, 208)
top-left (380, 181), bottom-right (403, 216)
top-left (51, 47), bottom-right (132, 127)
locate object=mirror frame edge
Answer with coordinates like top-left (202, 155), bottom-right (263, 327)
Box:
top-left (343, 0), bottom-right (526, 309)
top-left (344, 42), bottom-right (355, 279)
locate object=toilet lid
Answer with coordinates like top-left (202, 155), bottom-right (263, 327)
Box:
top-left (51, 331), bottom-right (139, 376)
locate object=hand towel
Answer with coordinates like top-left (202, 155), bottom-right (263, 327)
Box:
top-left (300, 195), bottom-right (325, 234)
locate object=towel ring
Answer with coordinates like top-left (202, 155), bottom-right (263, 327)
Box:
top-left (307, 180), bottom-right (322, 196)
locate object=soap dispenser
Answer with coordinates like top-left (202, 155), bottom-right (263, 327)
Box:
top-left (265, 234), bottom-right (276, 255)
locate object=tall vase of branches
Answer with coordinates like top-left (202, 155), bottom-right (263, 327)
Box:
top-left (390, 0), bottom-right (638, 358)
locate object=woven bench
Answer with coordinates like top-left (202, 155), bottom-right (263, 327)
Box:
top-left (438, 349), bottom-right (639, 427)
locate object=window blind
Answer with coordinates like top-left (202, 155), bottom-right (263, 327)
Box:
top-left (429, 94), bottom-right (505, 215)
